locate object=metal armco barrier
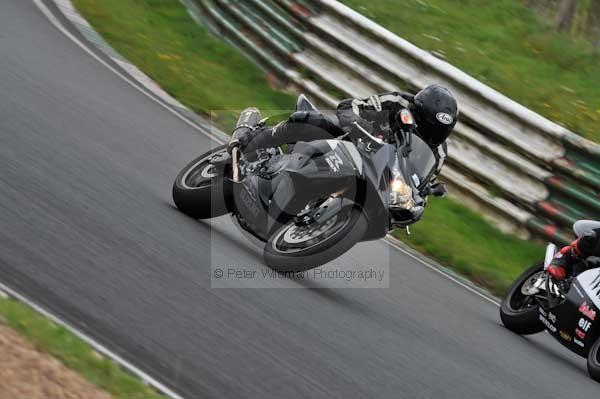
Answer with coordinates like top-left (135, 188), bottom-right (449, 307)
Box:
top-left (189, 0), bottom-right (600, 244)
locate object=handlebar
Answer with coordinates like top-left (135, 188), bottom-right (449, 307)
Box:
top-left (351, 121), bottom-right (385, 146)
top-left (352, 121), bottom-right (413, 157)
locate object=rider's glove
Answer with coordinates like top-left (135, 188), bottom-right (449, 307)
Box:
top-left (547, 258), bottom-right (568, 281)
top-left (429, 182), bottom-right (447, 197)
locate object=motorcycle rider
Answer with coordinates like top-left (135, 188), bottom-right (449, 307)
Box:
top-left (547, 227), bottom-right (600, 280)
top-left (229, 84), bottom-right (458, 183)
top-left (228, 85), bottom-right (458, 225)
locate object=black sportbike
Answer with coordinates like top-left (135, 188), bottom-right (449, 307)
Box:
top-left (501, 220), bottom-right (600, 382)
top-left (173, 95), bottom-right (445, 270)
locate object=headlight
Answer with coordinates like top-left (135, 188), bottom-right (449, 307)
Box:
top-left (390, 177), bottom-right (415, 209)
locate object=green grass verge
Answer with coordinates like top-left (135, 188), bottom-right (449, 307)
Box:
top-left (339, 0), bottom-right (600, 142)
top-left (0, 296), bottom-right (164, 399)
top-left (394, 199), bottom-right (542, 295)
top-left (72, 0), bottom-right (295, 131)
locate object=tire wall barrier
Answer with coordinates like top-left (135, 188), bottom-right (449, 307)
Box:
top-left (187, 0), bottom-right (600, 244)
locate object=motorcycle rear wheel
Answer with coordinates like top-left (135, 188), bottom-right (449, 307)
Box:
top-left (172, 145), bottom-right (233, 219)
top-left (500, 263), bottom-right (546, 335)
top-left (263, 206), bottom-right (367, 272)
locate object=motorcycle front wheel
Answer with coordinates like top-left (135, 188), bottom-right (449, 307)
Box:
top-left (264, 206), bottom-right (367, 272)
top-left (587, 337), bottom-right (600, 383)
top-left (172, 145), bottom-right (233, 219)
top-left (500, 263), bottom-right (546, 335)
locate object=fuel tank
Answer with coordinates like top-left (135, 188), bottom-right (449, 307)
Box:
top-left (233, 140), bottom-right (361, 240)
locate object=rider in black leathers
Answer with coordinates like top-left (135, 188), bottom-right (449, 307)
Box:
top-left (228, 85), bottom-right (458, 226)
top-left (229, 84), bottom-right (458, 185)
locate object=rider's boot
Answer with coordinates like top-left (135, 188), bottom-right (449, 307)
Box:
top-left (228, 108), bottom-right (262, 153)
top-left (547, 231), bottom-right (598, 280)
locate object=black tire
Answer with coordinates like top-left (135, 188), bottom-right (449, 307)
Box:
top-left (172, 145), bottom-right (233, 219)
top-left (587, 337), bottom-right (600, 383)
top-left (500, 263), bottom-right (546, 335)
top-left (263, 207), bottom-right (367, 272)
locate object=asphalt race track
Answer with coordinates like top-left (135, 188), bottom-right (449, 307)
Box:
top-left (1, 1), bottom-right (599, 397)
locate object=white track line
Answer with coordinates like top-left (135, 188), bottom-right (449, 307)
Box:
top-left (0, 280), bottom-right (185, 399)
top-left (27, 1), bottom-right (226, 398)
top-left (385, 237), bottom-right (500, 306)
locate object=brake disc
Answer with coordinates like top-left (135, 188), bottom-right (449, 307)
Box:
top-left (521, 271), bottom-right (546, 296)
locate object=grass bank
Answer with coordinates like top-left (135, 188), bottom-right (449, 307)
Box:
top-left (0, 296), bottom-right (164, 399)
top-left (72, 0), bottom-right (544, 295)
top-left (340, 0), bottom-right (600, 142)
top-left (73, 0), bottom-right (295, 131)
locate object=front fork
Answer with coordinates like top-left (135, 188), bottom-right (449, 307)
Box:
top-left (538, 242), bottom-right (570, 307)
top-left (544, 242), bottom-right (557, 270)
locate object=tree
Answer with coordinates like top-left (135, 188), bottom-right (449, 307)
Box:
top-left (556, 0), bottom-right (578, 32)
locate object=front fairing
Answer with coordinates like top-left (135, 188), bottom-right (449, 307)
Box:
top-left (399, 135), bottom-right (437, 195)
top-left (540, 268), bottom-right (600, 357)
top-left (352, 137), bottom-right (436, 239)
top-left (357, 142), bottom-right (398, 240)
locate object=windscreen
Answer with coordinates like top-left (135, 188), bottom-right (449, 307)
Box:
top-left (407, 135), bottom-right (437, 187)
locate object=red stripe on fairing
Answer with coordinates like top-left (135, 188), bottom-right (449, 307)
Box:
top-left (544, 225), bottom-right (558, 238)
top-left (538, 201), bottom-right (560, 216)
top-left (291, 3), bottom-right (312, 18)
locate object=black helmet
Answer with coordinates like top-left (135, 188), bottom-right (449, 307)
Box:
top-left (409, 84), bottom-right (458, 147)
